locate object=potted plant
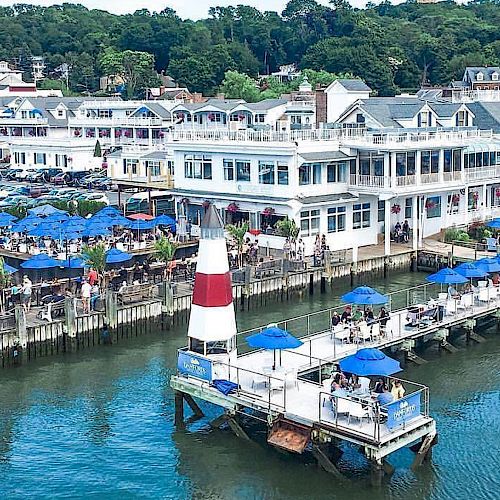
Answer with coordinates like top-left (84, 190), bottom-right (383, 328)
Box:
top-left (227, 202), bottom-right (239, 213)
top-left (391, 204), bottom-right (401, 214)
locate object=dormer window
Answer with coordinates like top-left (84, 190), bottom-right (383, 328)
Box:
top-left (476, 72), bottom-right (484, 81)
top-left (492, 72), bottom-right (499, 81)
top-left (418, 111), bottom-right (431, 127)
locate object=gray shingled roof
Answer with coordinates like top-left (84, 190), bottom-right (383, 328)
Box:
top-left (245, 99), bottom-right (288, 111)
top-left (467, 102), bottom-right (500, 133)
top-left (298, 193), bottom-right (358, 205)
top-left (428, 103), bottom-right (462, 117)
top-left (465, 67), bottom-right (500, 83)
top-left (142, 151), bottom-right (168, 160)
top-left (337, 79), bottom-right (372, 92)
top-left (131, 102), bottom-right (171, 119)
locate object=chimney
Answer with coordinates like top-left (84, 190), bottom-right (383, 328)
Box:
top-left (315, 87), bottom-right (327, 126)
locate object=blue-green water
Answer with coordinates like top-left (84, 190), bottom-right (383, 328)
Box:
top-left (0, 273), bottom-right (499, 499)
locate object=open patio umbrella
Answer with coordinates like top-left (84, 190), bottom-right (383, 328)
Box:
top-left (59, 256), bottom-right (86, 269)
top-left (246, 325), bottom-right (303, 370)
top-left (426, 267), bottom-right (468, 284)
top-left (89, 215), bottom-right (114, 227)
top-left (128, 219), bottom-right (154, 231)
top-left (341, 286), bottom-right (388, 305)
top-left (20, 253), bottom-right (61, 269)
top-left (3, 262), bottom-right (18, 274)
top-left (486, 219), bottom-right (500, 229)
top-left (44, 212), bottom-right (70, 223)
top-left (475, 257), bottom-right (500, 274)
top-left (339, 348), bottom-right (401, 376)
top-left (94, 206), bottom-right (121, 218)
top-left (28, 222), bottom-right (56, 238)
top-left (106, 248), bottom-right (132, 264)
top-left (128, 213), bottom-right (154, 221)
top-left (454, 262), bottom-right (487, 279)
top-left (82, 224), bottom-right (111, 238)
top-left (11, 215), bottom-right (42, 233)
top-left (108, 215), bottom-right (132, 227)
top-left (29, 205), bottom-right (67, 217)
top-left (0, 212), bottom-right (17, 226)
top-left (154, 214), bottom-right (176, 228)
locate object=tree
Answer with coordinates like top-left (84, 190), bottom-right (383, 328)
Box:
top-left (220, 70), bottom-right (260, 102)
top-left (226, 222), bottom-right (249, 268)
top-left (276, 217), bottom-right (299, 239)
top-left (94, 140), bottom-right (102, 158)
top-left (82, 243), bottom-right (106, 275)
top-left (154, 237), bottom-right (177, 279)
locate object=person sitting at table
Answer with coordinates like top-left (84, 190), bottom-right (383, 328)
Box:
top-left (331, 373), bottom-right (348, 391)
top-left (373, 378), bottom-right (385, 394)
top-left (447, 285), bottom-right (460, 299)
top-left (349, 374), bottom-right (361, 392)
top-left (331, 311), bottom-right (341, 328)
top-left (340, 305), bottom-right (352, 323)
top-left (391, 380), bottom-right (405, 400)
top-left (492, 273), bottom-right (500, 287)
top-left (352, 306), bottom-right (363, 323)
top-left (376, 385), bottom-right (394, 406)
top-left (365, 307), bottom-right (375, 325)
top-left (463, 282), bottom-right (473, 294)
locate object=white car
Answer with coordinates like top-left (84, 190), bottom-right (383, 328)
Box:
top-left (16, 168), bottom-right (37, 180)
top-left (77, 193), bottom-right (110, 205)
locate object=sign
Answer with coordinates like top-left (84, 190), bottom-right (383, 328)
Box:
top-left (177, 351), bottom-right (212, 382)
top-left (386, 392), bottom-right (421, 430)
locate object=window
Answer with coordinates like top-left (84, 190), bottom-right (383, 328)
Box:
top-left (418, 111), bottom-right (431, 127)
top-left (447, 193), bottom-right (460, 215)
top-left (444, 150), bottom-right (452, 172)
top-left (14, 152), bottom-right (26, 164)
top-left (378, 201), bottom-right (385, 223)
top-left (236, 160), bottom-right (250, 182)
top-left (299, 163), bottom-right (321, 185)
top-left (327, 162), bottom-right (347, 183)
top-left (353, 203), bottom-right (370, 229)
top-left (476, 72), bottom-right (484, 81)
top-left (223, 159), bottom-right (234, 181)
top-left (184, 154), bottom-right (212, 180)
top-left (453, 150), bottom-right (462, 171)
top-left (55, 154), bottom-right (67, 168)
top-left (300, 210), bottom-right (320, 236)
top-left (255, 114), bottom-right (265, 123)
top-left (405, 198), bottom-right (412, 219)
top-left (421, 151), bottom-right (439, 174)
top-left (456, 110), bottom-right (468, 127)
top-left (146, 160), bottom-right (161, 176)
top-left (426, 196), bottom-right (441, 219)
top-left (328, 207), bottom-right (346, 233)
top-left (57, 109), bottom-right (64, 117)
top-left (34, 152), bottom-right (46, 165)
top-left (21, 110), bottom-right (28, 119)
top-left (258, 161), bottom-right (275, 184)
top-left (123, 158), bottom-right (138, 175)
top-left (493, 73), bottom-right (499, 81)
top-left (277, 162), bottom-right (289, 185)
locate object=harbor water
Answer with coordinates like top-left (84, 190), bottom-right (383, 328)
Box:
top-left (0, 272), bottom-right (499, 499)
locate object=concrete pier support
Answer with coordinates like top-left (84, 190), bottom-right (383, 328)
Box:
top-left (174, 391), bottom-right (204, 428)
top-left (411, 432), bottom-right (437, 469)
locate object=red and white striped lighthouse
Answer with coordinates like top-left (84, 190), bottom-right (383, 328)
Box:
top-left (188, 205), bottom-right (237, 363)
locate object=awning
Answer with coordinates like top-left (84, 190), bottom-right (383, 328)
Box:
top-left (299, 151), bottom-right (353, 162)
top-left (464, 141), bottom-right (500, 153)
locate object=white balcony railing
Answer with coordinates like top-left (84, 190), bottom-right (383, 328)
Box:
top-left (396, 175), bottom-right (416, 187)
top-left (443, 171), bottom-right (463, 182)
top-left (420, 172), bottom-right (440, 184)
top-left (70, 116), bottom-right (164, 127)
top-left (465, 165), bottom-right (500, 181)
top-left (349, 174), bottom-right (390, 189)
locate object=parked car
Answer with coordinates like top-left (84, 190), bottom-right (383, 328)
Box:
top-left (52, 172), bottom-right (67, 185)
top-left (3, 168), bottom-right (24, 180)
top-left (46, 168), bottom-right (64, 182)
top-left (26, 169), bottom-right (46, 183)
top-left (16, 168), bottom-right (37, 181)
top-left (92, 177), bottom-right (113, 190)
top-left (76, 172), bottom-right (106, 188)
top-left (76, 193), bottom-right (110, 205)
top-left (28, 186), bottom-right (51, 198)
top-left (65, 171), bottom-right (90, 187)
top-left (55, 188), bottom-right (81, 200)
top-left (35, 195), bottom-right (63, 206)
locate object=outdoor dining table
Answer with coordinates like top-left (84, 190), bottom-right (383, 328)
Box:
top-left (262, 366), bottom-right (294, 391)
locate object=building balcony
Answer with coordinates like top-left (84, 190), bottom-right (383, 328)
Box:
top-left (70, 116), bottom-right (165, 127)
top-left (349, 174), bottom-right (390, 189)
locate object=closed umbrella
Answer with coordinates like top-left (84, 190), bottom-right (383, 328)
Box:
top-left (20, 253), bottom-right (61, 269)
top-left (106, 248), bottom-right (132, 264)
top-left (341, 286), bottom-right (388, 305)
top-left (339, 348), bottom-right (401, 376)
top-left (454, 262), bottom-right (487, 279)
top-left (246, 325), bottom-right (303, 370)
top-left (426, 267), bottom-right (468, 284)
top-left (475, 257), bottom-right (500, 274)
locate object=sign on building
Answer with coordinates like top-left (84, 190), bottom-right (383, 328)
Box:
top-left (177, 351), bottom-right (212, 382)
top-left (386, 392), bottom-right (421, 430)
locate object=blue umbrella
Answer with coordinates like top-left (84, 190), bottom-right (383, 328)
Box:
top-left (108, 215), bottom-right (132, 227)
top-left (59, 256), bottom-right (86, 269)
top-left (28, 223), bottom-right (56, 237)
top-left (341, 286), bottom-right (388, 305)
top-left (44, 212), bottom-right (70, 223)
top-left (29, 205), bottom-right (67, 217)
top-left (154, 214), bottom-right (176, 228)
top-left (454, 262), bottom-right (487, 279)
top-left (339, 348), bottom-right (402, 376)
top-left (60, 220), bottom-right (86, 233)
top-left (475, 257), bottom-right (500, 274)
top-left (246, 325), bottom-right (303, 370)
top-left (20, 253), bottom-right (61, 269)
top-left (82, 224), bottom-right (111, 238)
top-left (0, 212), bottom-right (17, 226)
top-left (128, 219), bottom-right (154, 231)
top-left (486, 219), bottom-right (500, 229)
top-left (95, 206), bottom-right (120, 218)
top-left (0, 219), bottom-right (15, 228)
top-left (11, 215), bottom-right (42, 232)
top-left (106, 248), bottom-right (132, 264)
top-left (3, 262), bottom-right (18, 274)
top-left (54, 230), bottom-right (82, 241)
top-left (426, 267), bottom-right (468, 284)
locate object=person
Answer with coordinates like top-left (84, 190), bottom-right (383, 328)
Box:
top-left (349, 374), bottom-right (361, 392)
top-left (447, 285), bottom-right (460, 299)
top-left (21, 276), bottom-right (32, 313)
top-left (331, 373), bottom-right (346, 391)
top-left (331, 311), bottom-right (341, 328)
top-left (492, 273), bottom-right (500, 287)
top-left (9, 282), bottom-right (20, 308)
top-left (402, 220), bottom-right (410, 242)
top-left (88, 267), bottom-right (98, 286)
top-left (81, 278), bottom-right (91, 314)
top-left (352, 306), bottom-right (363, 323)
top-left (90, 284), bottom-right (100, 311)
top-left (379, 307), bottom-right (389, 336)
top-left (118, 281), bottom-right (128, 293)
top-left (132, 262), bottom-right (142, 283)
top-left (373, 378), bottom-right (385, 394)
top-left (391, 380), bottom-right (405, 400)
top-left (377, 384), bottom-right (394, 406)
top-left (341, 305), bottom-right (352, 323)
top-left (365, 307), bottom-right (375, 325)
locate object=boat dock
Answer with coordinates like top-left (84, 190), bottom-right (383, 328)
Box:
top-left (171, 280), bottom-right (500, 481)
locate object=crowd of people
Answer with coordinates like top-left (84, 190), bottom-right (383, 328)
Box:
top-left (393, 220), bottom-right (411, 243)
top-left (331, 305), bottom-right (390, 342)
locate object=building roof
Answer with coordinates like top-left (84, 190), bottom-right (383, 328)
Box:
top-left (299, 151), bottom-right (353, 162)
top-left (355, 98), bottom-right (425, 127)
top-left (467, 102), bottom-right (500, 133)
top-left (465, 67), bottom-right (500, 83)
top-left (297, 193), bottom-right (358, 205)
top-left (201, 204), bottom-right (224, 230)
top-left (245, 99), bottom-right (288, 111)
top-left (428, 102), bottom-right (463, 118)
top-left (142, 151), bottom-right (168, 160)
top-left (336, 79), bottom-right (372, 92)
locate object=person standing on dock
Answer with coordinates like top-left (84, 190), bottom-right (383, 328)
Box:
top-left (81, 278), bottom-right (91, 314)
top-left (391, 380), bottom-right (405, 400)
top-left (21, 276), bottom-right (32, 313)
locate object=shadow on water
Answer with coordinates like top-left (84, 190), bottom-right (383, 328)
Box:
top-left (0, 271), bottom-right (498, 499)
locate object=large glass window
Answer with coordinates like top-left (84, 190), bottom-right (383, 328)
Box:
top-left (258, 161), bottom-right (275, 185)
top-left (421, 151), bottom-right (439, 174)
top-left (353, 203), bottom-right (371, 229)
top-left (146, 160), bottom-right (161, 176)
top-left (299, 163), bottom-right (321, 185)
top-left (123, 159), bottom-right (138, 175)
top-left (223, 159), bottom-right (234, 181)
top-left (236, 160), bottom-right (250, 182)
top-left (453, 150), bottom-right (462, 171)
top-left (426, 196), bottom-right (441, 219)
top-left (300, 210), bottom-right (320, 236)
top-left (34, 152), bottom-right (46, 165)
top-left (378, 200), bottom-right (385, 223)
top-left (405, 197), bottom-right (412, 219)
top-left (277, 162), bottom-right (289, 185)
top-left (184, 154), bottom-right (212, 180)
top-left (444, 150), bottom-right (452, 172)
top-left (328, 207), bottom-right (346, 233)
top-left (327, 162), bottom-right (347, 183)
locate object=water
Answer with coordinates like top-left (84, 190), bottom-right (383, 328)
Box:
top-left (0, 272), bottom-right (499, 499)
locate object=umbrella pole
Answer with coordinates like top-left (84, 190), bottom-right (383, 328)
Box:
top-left (273, 350), bottom-right (276, 371)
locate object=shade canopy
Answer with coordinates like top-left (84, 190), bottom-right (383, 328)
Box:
top-left (154, 215), bottom-right (176, 228)
top-left (454, 262), bottom-right (487, 279)
top-left (339, 348), bottom-right (402, 376)
top-left (426, 267), bottom-right (468, 284)
top-left (3, 262), bottom-right (18, 274)
top-left (95, 206), bottom-right (121, 218)
top-left (29, 205), bottom-right (67, 217)
top-left (0, 212), bottom-right (17, 224)
top-left (82, 224), bottom-right (111, 237)
top-left (475, 257), bottom-right (500, 274)
top-left (128, 213), bottom-right (154, 221)
top-left (20, 253), bottom-right (61, 269)
top-left (341, 286), bottom-right (388, 305)
top-left (11, 215), bottom-right (42, 232)
top-left (128, 219), bottom-right (154, 231)
top-left (59, 256), bottom-right (86, 269)
top-left (28, 223), bottom-right (56, 237)
top-left (44, 212), bottom-right (70, 223)
top-left (486, 219), bottom-right (500, 229)
top-left (106, 248), bottom-right (132, 264)
top-left (246, 326), bottom-right (303, 350)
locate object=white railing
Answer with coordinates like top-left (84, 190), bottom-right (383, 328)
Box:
top-left (452, 89), bottom-right (500, 103)
top-left (420, 172), bottom-right (440, 184)
top-left (396, 175), bottom-right (416, 187)
top-left (443, 171), bottom-right (463, 182)
top-left (70, 116), bottom-right (165, 127)
top-left (465, 165), bottom-right (500, 181)
top-left (349, 174), bottom-right (390, 188)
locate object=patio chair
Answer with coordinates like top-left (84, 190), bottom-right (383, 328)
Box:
top-left (458, 293), bottom-right (473, 311)
top-left (348, 403), bottom-right (373, 426)
top-left (445, 299), bottom-right (458, 315)
top-left (331, 324), bottom-right (350, 343)
top-left (322, 378), bottom-right (333, 406)
top-left (438, 292), bottom-right (448, 301)
top-left (251, 372), bottom-right (268, 390)
top-left (478, 287), bottom-right (492, 303)
top-left (333, 395), bottom-right (351, 416)
top-left (357, 321), bottom-right (372, 343)
top-left (284, 368), bottom-right (299, 390)
top-left (478, 280), bottom-right (488, 288)
top-left (371, 323), bottom-right (381, 339)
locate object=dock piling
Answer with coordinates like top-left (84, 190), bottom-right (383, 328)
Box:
top-left (411, 432), bottom-right (437, 469)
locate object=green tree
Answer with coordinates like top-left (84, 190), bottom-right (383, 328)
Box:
top-left (226, 222), bottom-right (249, 268)
top-left (82, 243), bottom-right (106, 275)
top-left (220, 70), bottom-right (260, 102)
top-left (154, 236), bottom-right (178, 278)
top-left (275, 217), bottom-right (299, 239)
top-left (0, 256), bottom-right (11, 313)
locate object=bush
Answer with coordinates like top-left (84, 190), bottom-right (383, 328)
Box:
top-left (444, 227), bottom-right (470, 243)
top-left (468, 222), bottom-right (492, 241)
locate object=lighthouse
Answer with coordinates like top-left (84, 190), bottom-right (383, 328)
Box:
top-left (187, 205), bottom-right (237, 370)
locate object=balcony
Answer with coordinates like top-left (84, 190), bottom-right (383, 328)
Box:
top-left (396, 175), bottom-right (416, 187)
top-left (349, 174), bottom-right (390, 189)
top-left (70, 116), bottom-right (164, 127)
top-left (420, 172), bottom-right (440, 184)
top-left (465, 165), bottom-right (500, 182)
